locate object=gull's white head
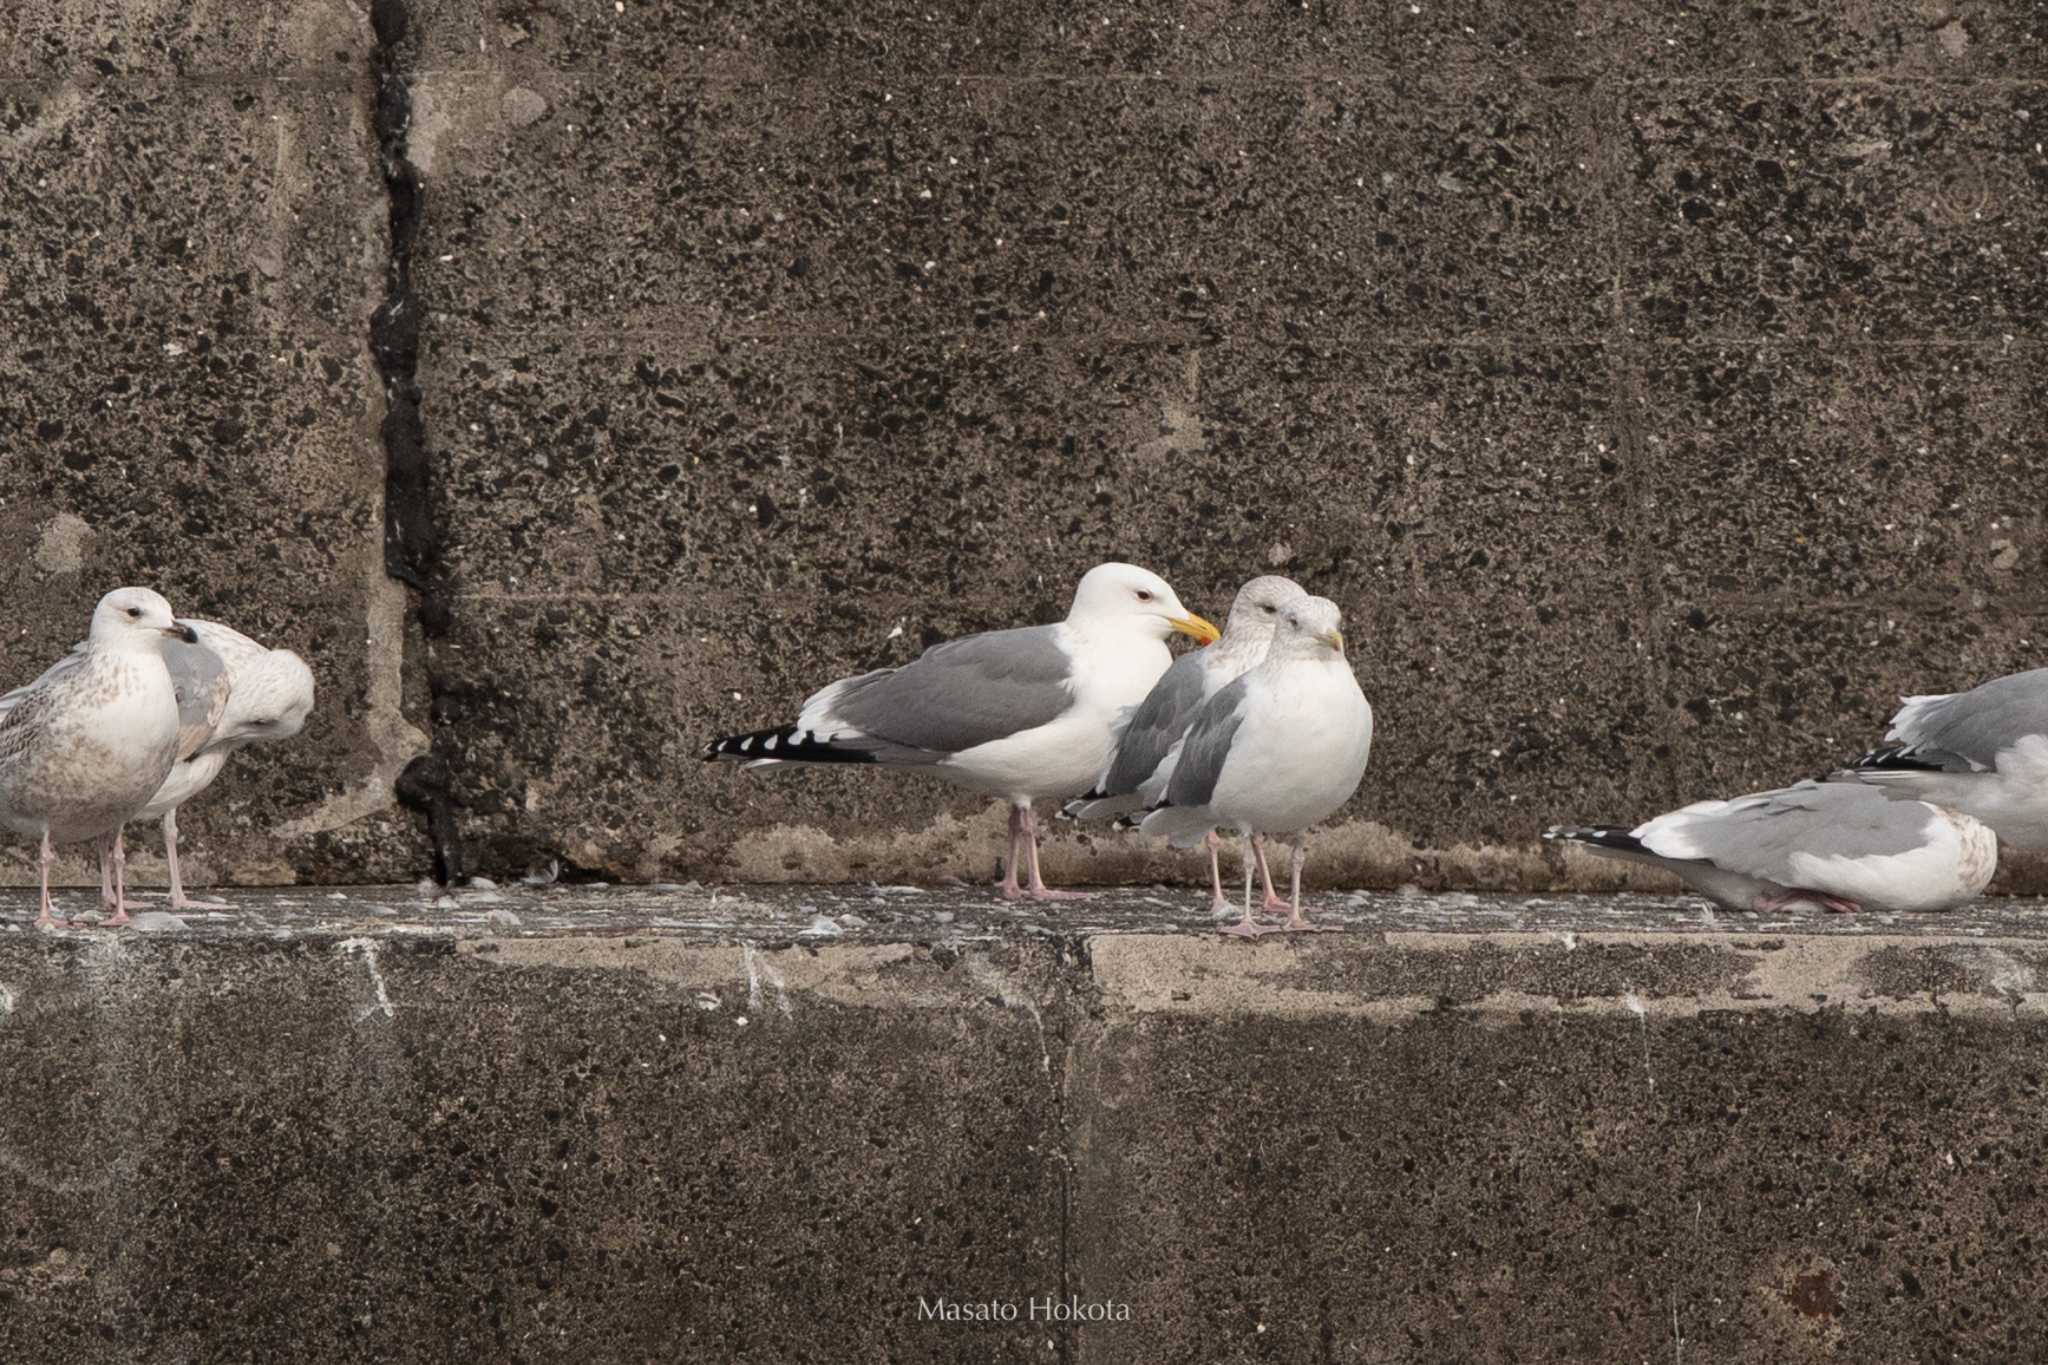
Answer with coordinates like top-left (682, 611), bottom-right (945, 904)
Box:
top-left (1221, 575), bottom-right (1310, 645)
top-left (1272, 595), bottom-right (1347, 659)
top-left (90, 587), bottom-right (196, 652)
top-left (218, 649), bottom-right (317, 746)
top-left (1066, 562), bottom-right (1220, 644)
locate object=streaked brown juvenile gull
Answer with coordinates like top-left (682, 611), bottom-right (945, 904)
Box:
top-left (1829, 668), bottom-right (2048, 849)
top-left (703, 562), bottom-right (1219, 899)
top-left (0, 588), bottom-right (197, 929)
top-left (1064, 574), bottom-right (1307, 912)
top-left (1545, 780), bottom-right (1996, 913)
top-left (1138, 597), bottom-right (1374, 935)
top-left (129, 620), bottom-right (316, 910)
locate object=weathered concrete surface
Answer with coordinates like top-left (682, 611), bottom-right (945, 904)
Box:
top-left (7, 1), bottom-right (2048, 891)
top-left (0, 5), bottom-right (429, 887)
top-left (8, 886), bottom-right (2048, 1361)
top-left (400, 4), bottom-right (2048, 887)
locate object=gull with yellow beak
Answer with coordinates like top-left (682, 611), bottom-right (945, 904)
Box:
top-left (704, 562), bottom-right (1218, 899)
top-left (1137, 597), bottom-right (1373, 935)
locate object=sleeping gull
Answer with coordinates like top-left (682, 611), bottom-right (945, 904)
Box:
top-left (1545, 780), bottom-right (1996, 913)
top-left (0, 588), bottom-right (197, 929)
top-left (130, 620), bottom-right (316, 910)
top-left (1829, 668), bottom-right (2048, 849)
top-left (1064, 574), bottom-right (1307, 913)
top-left (1138, 596), bottom-right (1373, 935)
top-left (703, 562), bottom-right (1219, 899)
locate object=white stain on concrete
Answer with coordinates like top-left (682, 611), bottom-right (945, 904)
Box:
top-left (741, 942), bottom-right (793, 1018)
top-left (1625, 989), bottom-right (1654, 1092)
top-left (35, 513), bottom-right (94, 574)
top-left (338, 937), bottom-right (396, 1022)
top-left (966, 953), bottom-right (1050, 1076)
top-left (0, 82), bottom-right (87, 156)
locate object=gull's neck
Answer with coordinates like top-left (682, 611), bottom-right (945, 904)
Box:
top-left (1207, 626), bottom-right (1272, 672)
top-left (91, 632), bottom-right (165, 661)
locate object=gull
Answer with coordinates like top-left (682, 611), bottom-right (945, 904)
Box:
top-left (703, 562), bottom-right (1219, 899)
top-left (131, 620), bottom-right (316, 910)
top-left (0, 588), bottom-right (197, 928)
top-left (1138, 597), bottom-right (1373, 935)
top-left (1830, 667), bottom-right (2048, 849)
top-left (1545, 780), bottom-right (1996, 913)
top-left (1064, 574), bottom-right (1307, 913)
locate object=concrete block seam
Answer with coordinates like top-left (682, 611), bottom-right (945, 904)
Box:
top-left (366, 0), bottom-right (462, 884)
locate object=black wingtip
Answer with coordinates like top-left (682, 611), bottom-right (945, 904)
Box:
top-left (702, 725), bottom-right (882, 765)
top-left (1543, 824), bottom-right (1645, 854)
top-left (1844, 745), bottom-right (1944, 773)
top-left (1111, 803), bottom-right (1164, 833)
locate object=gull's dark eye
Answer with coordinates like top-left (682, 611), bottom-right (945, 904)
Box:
top-left (1135, 590), bottom-right (1154, 603)
top-left (125, 607), bottom-right (141, 619)
top-left (1260, 603), bottom-right (1277, 613)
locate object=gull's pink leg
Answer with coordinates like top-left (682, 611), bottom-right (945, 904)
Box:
top-left (1205, 831), bottom-right (1231, 917)
top-left (1251, 833), bottom-right (1286, 914)
top-left (163, 810), bottom-right (231, 911)
top-left (996, 803), bottom-right (1027, 899)
top-left (1218, 836), bottom-right (1267, 938)
top-left (1021, 805), bottom-right (1090, 901)
top-left (104, 828), bottom-right (135, 927)
top-left (1276, 839), bottom-right (1340, 933)
top-left (99, 835), bottom-right (115, 909)
top-left (32, 829), bottom-right (63, 930)
top-left (1756, 889), bottom-right (1862, 915)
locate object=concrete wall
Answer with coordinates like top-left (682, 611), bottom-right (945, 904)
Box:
top-left (4, 3), bottom-right (2044, 888)
top-left (7, 887), bottom-right (2048, 1362)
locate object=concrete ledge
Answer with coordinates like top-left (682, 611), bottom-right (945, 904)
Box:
top-left (5, 887), bottom-right (2048, 1362)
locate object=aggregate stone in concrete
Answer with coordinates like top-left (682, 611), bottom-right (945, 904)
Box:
top-left (477, 0), bottom-right (1595, 81)
top-left (1624, 82), bottom-right (2048, 341)
top-left (1638, 342), bottom-right (2048, 600)
top-left (1362, 588), bottom-right (1667, 847)
top-left (0, 900), bottom-right (1063, 1364)
top-left (1192, 76), bottom-right (1609, 344)
top-left (1195, 340), bottom-right (1627, 599)
top-left (7, 888), bottom-right (2048, 1363)
top-left (1603, 0), bottom-right (2048, 82)
top-left (0, 81), bottom-right (378, 335)
top-left (419, 333), bottom-right (1208, 599)
top-left (410, 71), bottom-right (1217, 337)
top-left (0, 0), bottom-right (369, 78)
top-left (1068, 1005), bottom-right (2048, 1363)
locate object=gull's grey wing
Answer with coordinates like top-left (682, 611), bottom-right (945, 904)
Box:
top-left (1099, 650), bottom-right (1209, 796)
top-left (1640, 781), bottom-right (1932, 882)
top-left (0, 650), bottom-right (92, 770)
top-left (825, 624), bottom-right (1074, 757)
top-left (0, 683), bottom-right (59, 770)
top-left (164, 637), bottom-right (233, 762)
top-left (1163, 676), bottom-right (1252, 811)
top-left (1871, 668), bottom-right (2048, 773)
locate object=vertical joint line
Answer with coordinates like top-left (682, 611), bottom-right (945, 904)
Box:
top-left (368, 0), bottom-right (463, 883)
